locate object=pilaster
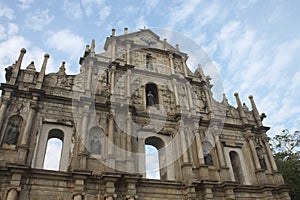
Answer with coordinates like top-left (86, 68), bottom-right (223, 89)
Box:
top-left (17, 95), bottom-right (38, 164)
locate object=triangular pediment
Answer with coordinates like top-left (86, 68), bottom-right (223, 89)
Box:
top-left (104, 29), bottom-right (178, 52)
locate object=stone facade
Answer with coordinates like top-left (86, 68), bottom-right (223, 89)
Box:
top-left (0, 28), bottom-right (290, 199)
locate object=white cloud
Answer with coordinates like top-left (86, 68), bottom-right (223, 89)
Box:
top-left (7, 23), bottom-right (19, 36)
top-left (0, 25), bottom-right (5, 40)
top-left (213, 20), bottom-right (300, 137)
top-left (25, 9), bottom-right (54, 31)
top-left (18, 0), bottom-right (35, 10)
top-left (219, 21), bottom-right (240, 42)
top-left (193, 1), bottom-right (222, 28)
top-left (0, 23), bottom-right (19, 41)
top-left (134, 15), bottom-right (147, 30)
top-left (81, 0), bottom-right (93, 16)
top-left (0, 4), bottom-right (14, 20)
top-left (167, 0), bottom-right (202, 28)
top-left (0, 36), bottom-right (30, 83)
top-left (21, 46), bottom-right (57, 73)
top-left (81, 0), bottom-right (111, 24)
top-left (0, 36), bottom-right (30, 64)
top-left (0, 35), bottom-right (58, 84)
top-left (46, 29), bottom-right (85, 60)
top-left (144, 0), bottom-right (158, 14)
top-left (63, 0), bottom-right (83, 20)
top-left (98, 6), bottom-right (111, 23)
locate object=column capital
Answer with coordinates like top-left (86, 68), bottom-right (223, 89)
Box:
top-left (244, 130), bottom-right (255, 140)
top-left (7, 186), bottom-right (22, 192)
top-left (29, 100), bottom-right (38, 110)
top-left (1, 97), bottom-right (11, 105)
top-left (262, 134), bottom-right (269, 143)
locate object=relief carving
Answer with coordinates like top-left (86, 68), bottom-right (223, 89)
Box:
top-left (161, 85), bottom-right (175, 114)
top-left (43, 62), bottom-right (73, 89)
top-left (173, 58), bottom-right (183, 74)
top-left (96, 72), bottom-right (109, 95)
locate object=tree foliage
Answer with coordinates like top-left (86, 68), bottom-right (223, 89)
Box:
top-left (271, 129), bottom-right (300, 200)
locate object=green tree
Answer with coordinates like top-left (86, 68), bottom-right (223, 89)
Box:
top-left (271, 129), bottom-right (300, 200)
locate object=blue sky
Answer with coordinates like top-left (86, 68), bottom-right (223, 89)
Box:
top-left (1, 0), bottom-right (300, 169)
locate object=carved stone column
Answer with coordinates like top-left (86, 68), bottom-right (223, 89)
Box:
top-left (141, 85), bottom-right (146, 110)
top-left (17, 97), bottom-right (38, 164)
top-left (126, 70), bottom-right (131, 99)
top-left (126, 43), bottom-right (131, 65)
top-left (110, 66), bottom-right (116, 95)
top-left (203, 85), bottom-right (211, 113)
top-left (169, 53), bottom-right (175, 74)
top-left (111, 40), bottom-right (116, 61)
top-left (0, 97), bottom-right (10, 134)
top-left (172, 79), bottom-right (180, 112)
top-left (36, 54), bottom-right (50, 89)
top-left (262, 133), bottom-right (278, 172)
top-left (107, 111), bottom-right (115, 168)
top-left (245, 130), bottom-right (261, 170)
top-left (186, 85), bottom-right (194, 113)
top-left (125, 178), bottom-right (138, 200)
top-left (103, 176), bottom-right (118, 200)
top-left (79, 106), bottom-right (89, 169)
top-left (180, 127), bottom-right (193, 182)
top-left (86, 61), bottom-right (93, 94)
top-left (195, 129), bottom-right (205, 165)
top-left (234, 92), bottom-right (248, 125)
top-left (202, 186), bottom-right (214, 200)
top-left (73, 194), bottom-right (82, 200)
top-left (6, 188), bottom-right (18, 200)
top-left (181, 56), bottom-right (188, 77)
top-left (10, 48), bottom-right (26, 85)
top-left (249, 95), bottom-right (263, 127)
top-left (126, 113), bottom-right (134, 172)
top-left (180, 128), bottom-right (189, 164)
top-left (215, 135), bottom-right (226, 167)
top-left (212, 124), bottom-right (226, 167)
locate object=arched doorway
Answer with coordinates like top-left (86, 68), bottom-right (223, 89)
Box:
top-left (145, 136), bottom-right (167, 180)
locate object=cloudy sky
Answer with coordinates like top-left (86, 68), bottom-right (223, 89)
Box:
top-left (1, 0), bottom-right (299, 170)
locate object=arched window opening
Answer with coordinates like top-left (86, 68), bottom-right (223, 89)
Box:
top-left (256, 148), bottom-right (267, 170)
top-left (43, 129), bottom-right (64, 171)
top-left (229, 151), bottom-right (245, 183)
top-left (43, 138), bottom-right (63, 170)
top-left (145, 145), bottom-right (160, 179)
top-left (202, 141), bottom-right (214, 166)
top-left (3, 115), bottom-right (23, 145)
top-left (146, 83), bottom-right (159, 107)
top-left (146, 53), bottom-right (153, 70)
top-left (145, 137), bottom-right (166, 180)
top-left (89, 126), bottom-right (104, 155)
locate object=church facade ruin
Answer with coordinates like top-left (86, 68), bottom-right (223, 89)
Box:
top-left (0, 28), bottom-right (290, 199)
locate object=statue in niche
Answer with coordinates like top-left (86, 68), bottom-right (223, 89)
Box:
top-left (90, 134), bottom-right (101, 155)
top-left (5, 121), bottom-right (20, 145)
top-left (147, 91), bottom-right (154, 106)
top-left (259, 155), bottom-right (267, 170)
top-left (257, 149), bottom-right (267, 170)
top-left (204, 151), bottom-right (213, 166)
top-left (5, 66), bottom-right (13, 82)
top-left (146, 54), bottom-right (153, 70)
